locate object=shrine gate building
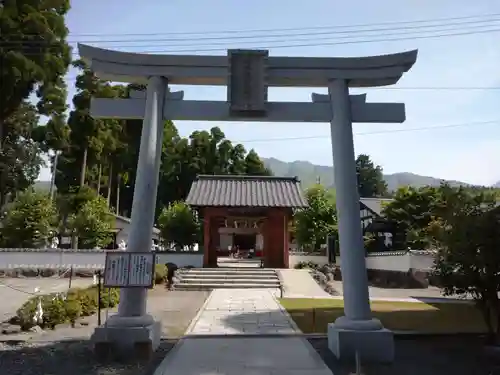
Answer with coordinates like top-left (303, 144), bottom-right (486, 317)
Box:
top-left (186, 175), bottom-right (308, 268)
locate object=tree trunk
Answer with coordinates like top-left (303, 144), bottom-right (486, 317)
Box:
top-left (107, 163), bottom-right (113, 208)
top-left (79, 146), bottom-right (88, 187)
top-left (115, 174), bottom-right (121, 215)
top-left (0, 124), bottom-right (6, 207)
top-left (97, 163), bottom-right (102, 195)
top-left (73, 146), bottom-right (88, 249)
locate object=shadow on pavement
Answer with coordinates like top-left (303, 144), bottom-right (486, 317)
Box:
top-left (221, 302), bottom-right (486, 335)
top-left (309, 336), bottom-right (500, 375)
top-left (220, 308), bottom-right (499, 374)
top-left (0, 339), bottom-right (176, 375)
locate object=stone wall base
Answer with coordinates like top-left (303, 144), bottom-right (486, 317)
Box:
top-left (333, 267), bottom-right (432, 289)
top-left (0, 268), bottom-right (95, 278)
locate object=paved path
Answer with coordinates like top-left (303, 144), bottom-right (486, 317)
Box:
top-left (154, 289), bottom-right (333, 374)
top-left (276, 269), bottom-right (333, 299)
top-left (276, 270), bottom-right (468, 303)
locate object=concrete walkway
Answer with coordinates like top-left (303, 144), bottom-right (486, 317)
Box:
top-left (276, 269), bottom-right (333, 299)
top-left (154, 289), bottom-right (333, 374)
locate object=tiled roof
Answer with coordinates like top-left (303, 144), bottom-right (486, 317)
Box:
top-left (112, 214), bottom-right (160, 234)
top-left (360, 197), bottom-right (394, 216)
top-left (186, 175), bottom-right (308, 208)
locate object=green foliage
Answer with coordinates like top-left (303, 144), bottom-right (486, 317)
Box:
top-left (245, 149), bottom-right (273, 175)
top-left (154, 264), bottom-right (168, 285)
top-left (294, 261), bottom-right (320, 270)
top-left (1, 1), bottom-right (71, 204)
top-left (294, 184), bottom-right (337, 251)
top-left (382, 186), bottom-right (442, 249)
top-left (54, 68), bottom-right (271, 216)
top-left (356, 154), bottom-right (388, 198)
top-left (0, 190), bottom-right (57, 248)
top-left (67, 195), bottom-right (114, 248)
top-left (0, 0), bottom-right (71, 123)
top-left (64, 296), bottom-right (82, 327)
top-left (16, 285), bottom-right (120, 331)
top-left (158, 201), bottom-right (200, 249)
top-left (431, 188), bottom-right (500, 342)
top-left (59, 185), bottom-right (98, 214)
top-left (0, 102), bottom-right (45, 205)
top-left (56, 60), bottom-right (124, 191)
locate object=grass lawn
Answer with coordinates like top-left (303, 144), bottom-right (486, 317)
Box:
top-left (279, 298), bottom-right (487, 334)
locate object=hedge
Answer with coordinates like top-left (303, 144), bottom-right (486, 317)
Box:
top-left (154, 264), bottom-right (168, 284)
top-left (15, 285), bottom-right (119, 330)
top-left (15, 264), bottom-right (169, 330)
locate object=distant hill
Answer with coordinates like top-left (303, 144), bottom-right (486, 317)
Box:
top-left (33, 158), bottom-right (480, 195)
top-left (262, 157), bottom-right (470, 191)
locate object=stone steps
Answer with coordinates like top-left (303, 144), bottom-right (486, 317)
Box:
top-left (180, 278), bottom-right (280, 285)
top-left (175, 283), bottom-right (280, 291)
top-left (175, 267), bottom-right (281, 291)
top-left (180, 274), bottom-right (276, 280)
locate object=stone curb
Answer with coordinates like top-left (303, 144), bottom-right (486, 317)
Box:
top-left (183, 290), bottom-right (214, 335)
top-left (152, 337), bottom-right (187, 375)
top-left (272, 289), bottom-right (302, 333)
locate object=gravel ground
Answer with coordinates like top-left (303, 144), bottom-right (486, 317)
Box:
top-left (0, 288), bottom-right (209, 375)
top-left (0, 339), bottom-right (177, 375)
top-left (308, 336), bottom-right (500, 375)
top-left (0, 278), bottom-right (95, 322)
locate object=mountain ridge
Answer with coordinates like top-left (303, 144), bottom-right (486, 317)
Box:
top-left (34, 158), bottom-right (498, 192)
top-left (262, 157), bottom-right (478, 191)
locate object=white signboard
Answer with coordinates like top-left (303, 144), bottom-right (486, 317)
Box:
top-left (103, 252), bottom-right (155, 288)
top-left (129, 253), bottom-right (155, 287)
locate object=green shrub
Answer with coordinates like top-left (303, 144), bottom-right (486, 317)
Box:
top-left (98, 286), bottom-right (120, 308)
top-left (294, 261), bottom-right (320, 270)
top-left (16, 285), bottom-right (121, 331)
top-left (154, 264), bottom-right (168, 285)
top-left (68, 287), bottom-right (98, 316)
top-left (65, 297), bottom-right (82, 327)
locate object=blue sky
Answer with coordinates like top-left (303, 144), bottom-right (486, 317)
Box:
top-left (38, 0), bottom-right (500, 185)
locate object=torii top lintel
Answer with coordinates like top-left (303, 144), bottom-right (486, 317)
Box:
top-left (78, 44), bottom-right (417, 88)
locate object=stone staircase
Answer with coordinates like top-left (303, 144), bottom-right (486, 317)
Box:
top-left (174, 267), bottom-right (281, 291)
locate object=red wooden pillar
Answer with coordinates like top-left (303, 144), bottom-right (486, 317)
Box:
top-left (283, 213), bottom-right (290, 269)
top-left (264, 209), bottom-right (287, 268)
top-left (209, 217), bottom-right (220, 266)
top-left (203, 211), bottom-right (211, 267)
top-left (203, 209), bottom-right (218, 267)
top-left (263, 218), bottom-right (271, 268)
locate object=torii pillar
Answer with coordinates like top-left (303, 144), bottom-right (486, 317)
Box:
top-left (314, 82), bottom-right (395, 362)
top-left (91, 77), bottom-right (168, 356)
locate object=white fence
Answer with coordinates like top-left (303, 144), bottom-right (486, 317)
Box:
top-left (335, 250), bottom-right (436, 272)
top-left (289, 253), bottom-right (329, 268)
top-left (0, 249), bottom-right (204, 270)
top-left (290, 250), bottom-right (435, 272)
top-left (366, 250), bottom-right (435, 272)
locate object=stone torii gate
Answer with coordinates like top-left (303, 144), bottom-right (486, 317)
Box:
top-left (79, 44), bottom-right (417, 361)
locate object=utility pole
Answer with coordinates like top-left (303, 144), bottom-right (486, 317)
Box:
top-left (49, 151), bottom-right (60, 201)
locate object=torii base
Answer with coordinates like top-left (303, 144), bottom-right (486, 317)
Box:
top-left (327, 318), bottom-right (394, 363)
top-left (91, 317), bottom-right (161, 361)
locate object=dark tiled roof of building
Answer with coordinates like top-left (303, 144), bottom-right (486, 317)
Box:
top-left (186, 175), bottom-right (308, 208)
top-left (359, 197), bottom-right (394, 216)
